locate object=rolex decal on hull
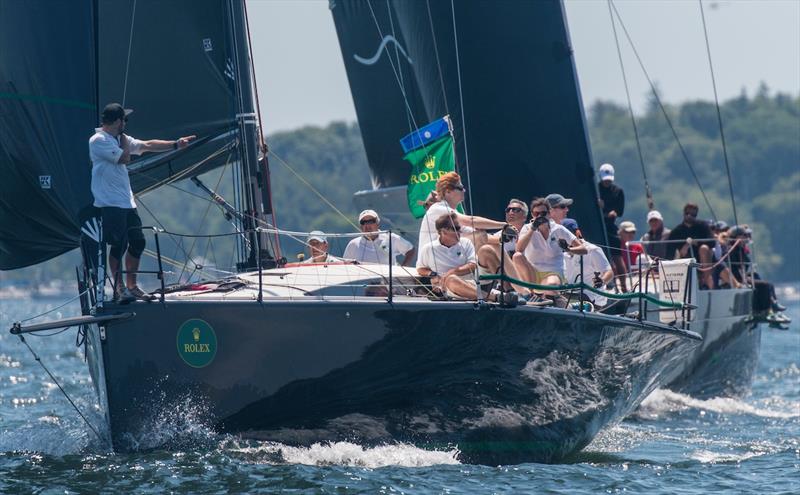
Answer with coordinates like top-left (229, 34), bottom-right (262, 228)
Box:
top-left (176, 319), bottom-right (217, 368)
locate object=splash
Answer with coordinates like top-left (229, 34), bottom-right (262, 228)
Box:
top-left (120, 392), bottom-right (218, 451)
top-left (636, 389), bottom-right (800, 419)
top-left (227, 440), bottom-right (461, 468)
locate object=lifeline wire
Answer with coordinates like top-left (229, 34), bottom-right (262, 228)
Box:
top-left (16, 334), bottom-right (105, 443)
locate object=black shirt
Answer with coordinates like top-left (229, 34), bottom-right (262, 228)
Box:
top-left (598, 182), bottom-right (624, 231)
top-left (666, 221), bottom-right (715, 260)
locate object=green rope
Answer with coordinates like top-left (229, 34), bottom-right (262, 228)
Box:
top-left (480, 274), bottom-right (685, 309)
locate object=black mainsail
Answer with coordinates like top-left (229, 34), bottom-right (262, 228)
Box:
top-left (330, 0), bottom-right (428, 189)
top-left (333, 0), bottom-right (607, 245)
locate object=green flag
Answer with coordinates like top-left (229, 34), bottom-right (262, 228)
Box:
top-left (400, 117), bottom-right (457, 218)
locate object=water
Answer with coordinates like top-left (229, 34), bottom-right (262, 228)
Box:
top-left (1, 295), bottom-right (798, 493)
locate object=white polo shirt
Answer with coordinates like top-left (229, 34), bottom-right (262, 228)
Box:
top-left (418, 200), bottom-right (473, 250)
top-left (90, 129), bottom-right (144, 209)
top-left (343, 232), bottom-right (414, 265)
top-left (416, 237), bottom-right (476, 274)
top-left (564, 241), bottom-right (612, 305)
top-left (520, 220), bottom-right (576, 275)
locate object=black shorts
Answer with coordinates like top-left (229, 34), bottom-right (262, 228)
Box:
top-left (102, 207), bottom-right (144, 249)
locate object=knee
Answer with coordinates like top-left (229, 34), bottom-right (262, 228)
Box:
top-left (109, 244), bottom-right (123, 261)
top-left (128, 238), bottom-right (145, 258)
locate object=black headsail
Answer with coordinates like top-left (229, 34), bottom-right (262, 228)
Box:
top-left (0, 0), bottom-right (96, 269)
top-left (0, 0), bottom-right (273, 270)
top-left (330, 0), bottom-right (428, 189)
top-left (335, 0), bottom-right (607, 244)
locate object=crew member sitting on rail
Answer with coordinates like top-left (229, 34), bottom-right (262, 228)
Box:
top-left (562, 218), bottom-right (614, 308)
top-left (418, 172), bottom-right (505, 253)
top-left (343, 209), bottom-right (415, 266)
top-left (513, 198), bottom-right (586, 307)
top-left (416, 213), bottom-right (480, 300)
top-left (302, 231), bottom-right (342, 264)
top-left (667, 202), bottom-right (715, 289)
top-left (476, 198), bottom-right (531, 296)
top-left (641, 210), bottom-right (671, 260)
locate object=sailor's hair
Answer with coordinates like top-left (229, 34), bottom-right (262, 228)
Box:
top-left (436, 172), bottom-right (462, 199)
top-left (435, 213), bottom-right (459, 231)
top-left (530, 197), bottom-right (550, 213)
top-left (508, 198), bottom-right (529, 215)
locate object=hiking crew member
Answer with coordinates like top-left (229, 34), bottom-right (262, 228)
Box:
top-left (640, 210), bottom-right (671, 259)
top-left (343, 209), bottom-right (415, 266)
top-left (90, 103), bottom-right (196, 302)
top-left (667, 202), bottom-right (715, 289)
top-left (562, 218), bottom-right (613, 307)
top-left (418, 172), bottom-right (505, 253)
top-left (417, 213), bottom-right (480, 300)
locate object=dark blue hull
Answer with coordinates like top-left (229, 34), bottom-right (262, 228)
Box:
top-left (662, 288), bottom-right (760, 398)
top-left (87, 300), bottom-right (699, 464)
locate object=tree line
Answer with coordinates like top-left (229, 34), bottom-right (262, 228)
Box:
top-left (3, 88), bottom-right (797, 285)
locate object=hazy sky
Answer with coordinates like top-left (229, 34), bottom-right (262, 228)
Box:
top-left (248, 0), bottom-right (800, 134)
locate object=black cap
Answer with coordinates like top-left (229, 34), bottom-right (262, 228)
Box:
top-left (101, 103), bottom-right (133, 124)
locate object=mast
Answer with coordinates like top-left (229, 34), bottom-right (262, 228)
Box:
top-left (228, 0), bottom-right (275, 270)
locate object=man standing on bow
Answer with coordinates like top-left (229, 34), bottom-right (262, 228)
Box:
top-left (90, 102), bottom-right (196, 302)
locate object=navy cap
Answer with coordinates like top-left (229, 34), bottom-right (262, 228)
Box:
top-left (101, 102), bottom-right (133, 124)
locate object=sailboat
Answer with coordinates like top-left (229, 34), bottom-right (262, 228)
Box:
top-left (3, 0), bottom-right (701, 464)
top-left (332, 0), bottom-right (761, 399)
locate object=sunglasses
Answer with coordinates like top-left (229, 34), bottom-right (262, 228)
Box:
top-left (553, 205), bottom-right (568, 209)
top-left (359, 218), bottom-right (377, 225)
top-left (684, 211), bottom-right (698, 217)
top-left (441, 225), bottom-right (462, 233)
top-left (505, 207), bottom-right (523, 213)
top-left (532, 209), bottom-right (548, 217)
top-left (452, 185), bottom-right (465, 191)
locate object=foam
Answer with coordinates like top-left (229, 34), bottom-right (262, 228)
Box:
top-left (637, 389), bottom-right (800, 419)
top-left (229, 441), bottom-right (461, 468)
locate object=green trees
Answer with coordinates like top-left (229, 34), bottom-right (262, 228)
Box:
top-left (2, 91), bottom-right (797, 284)
top-left (586, 89), bottom-right (799, 280)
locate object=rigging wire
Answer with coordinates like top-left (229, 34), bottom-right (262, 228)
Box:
top-left (19, 288), bottom-right (90, 324)
top-left (426, 0), bottom-right (452, 122)
top-left (698, 0), bottom-right (738, 225)
top-left (268, 149), bottom-right (360, 231)
top-left (121, 0), bottom-right (137, 106)
top-left (448, 0), bottom-right (474, 216)
top-left (606, 0), bottom-right (654, 211)
top-left (365, 0), bottom-right (426, 138)
top-left (609, 0), bottom-right (717, 221)
top-left (15, 334), bottom-right (105, 444)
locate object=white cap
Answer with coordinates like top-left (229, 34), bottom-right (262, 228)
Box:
top-left (599, 163), bottom-right (615, 182)
top-left (358, 209), bottom-right (380, 223)
top-left (307, 230), bottom-right (327, 243)
top-left (619, 220), bottom-right (636, 233)
top-left (647, 210), bottom-right (663, 222)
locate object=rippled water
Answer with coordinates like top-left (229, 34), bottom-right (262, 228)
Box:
top-left (1, 293), bottom-right (798, 493)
